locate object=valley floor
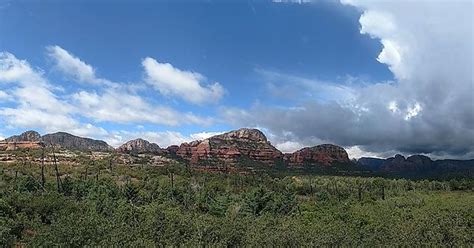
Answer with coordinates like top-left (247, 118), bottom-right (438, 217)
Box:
top-left (0, 160), bottom-right (473, 247)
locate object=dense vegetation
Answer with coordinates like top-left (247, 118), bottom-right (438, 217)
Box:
top-left (0, 156), bottom-right (473, 247)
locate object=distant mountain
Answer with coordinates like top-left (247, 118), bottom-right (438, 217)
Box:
top-left (284, 144), bottom-right (350, 167)
top-left (42, 132), bottom-right (114, 152)
top-left (4, 130), bottom-right (42, 142)
top-left (116, 138), bottom-right (162, 154)
top-left (357, 154), bottom-right (474, 179)
top-left (357, 157), bottom-right (385, 170)
top-left (4, 131), bottom-right (113, 152)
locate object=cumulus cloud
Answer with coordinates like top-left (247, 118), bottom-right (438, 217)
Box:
top-left (0, 47), bottom-right (217, 143)
top-left (143, 57), bottom-right (225, 104)
top-left (0, 52), bottom-right (47, 86)
top-left (46, 45), bottom-right (112, 85)
top-left (223, 1), bottom-right (474, 159)
top-left (0, 52), bottom-right (108, 137)
top-left (72, 89), bottom-right (213, 126)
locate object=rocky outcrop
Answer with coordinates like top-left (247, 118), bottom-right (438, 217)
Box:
top-left (5, 130), bottom-right (42, 142)
top-left (381, 154), bottom-right (433, 172)
top-left (284, 144), bottom-right (350, 166)
top-left (42, 132), bottom-right (113, 152)
top-left (357, 157), bottom-right (385, 170)
top-left (1, 131), bottom-right (44, 151)
top-left (116, 138), bottom-right (162, 154)
top-left (357, 154), bottom-right (474, 178)
top-left (176, 128), bottom-right (283, 167)
top-left (164, 145), bottom-right (179, 155)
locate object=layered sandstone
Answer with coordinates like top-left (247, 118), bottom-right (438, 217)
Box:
top-left (284, 144), bottom-right (350, 166)
top-left (176, 128), bottom-right (283, 166)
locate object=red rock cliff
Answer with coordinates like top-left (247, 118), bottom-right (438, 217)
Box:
top-left (284, 144), bottom-right (350, 166)
top-left (176, 128), bottom-right (283, 167)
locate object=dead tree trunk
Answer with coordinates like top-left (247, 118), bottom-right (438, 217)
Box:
top-left (40, 146), bottom-right (46, 190)
top-left (51, 144), bottom-right (61, 192)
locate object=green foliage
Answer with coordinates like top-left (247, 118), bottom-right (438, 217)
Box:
top-left (0, 162), bottom-right (472, 247)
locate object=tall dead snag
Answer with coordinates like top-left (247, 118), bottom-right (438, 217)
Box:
top-left (50, 143), bottom-right (62, 192)
top-left (40, 144), bottom-right (46, 190)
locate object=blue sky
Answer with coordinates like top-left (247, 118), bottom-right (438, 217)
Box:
top-left (0, 0), bottom-right (472, 158)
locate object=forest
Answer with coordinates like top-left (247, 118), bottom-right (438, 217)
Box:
top-left (0, 153), bottom-right (473, 247)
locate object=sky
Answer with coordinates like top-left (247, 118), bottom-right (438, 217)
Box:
top-left (0, 0), bottom-right (472, 159)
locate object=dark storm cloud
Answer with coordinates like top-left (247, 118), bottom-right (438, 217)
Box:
top-left (223, 1), bottom-right (474, 159)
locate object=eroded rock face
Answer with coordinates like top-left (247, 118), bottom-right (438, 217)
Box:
top-left (284, 144), bottom-right (350, 166)
top-left (5, 131), bottom-right (42, 142)
top-left (116, 138), bottom-right (162, 154)
top-left (1, 131), bottom-right (44, 151)
top-left (42, 132), bottom-right (113, 152)
top-left (164, 145), bottom-right (179, 155)
top-left (381, 154), bottom-right (434, 172)
top-left (176, 128), bottom-right (283, 166)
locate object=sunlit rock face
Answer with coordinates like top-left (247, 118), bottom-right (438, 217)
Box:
top-left (116, 138), bottom-right (162, 154)
top-left (176, 128), bottom-right (283, 167)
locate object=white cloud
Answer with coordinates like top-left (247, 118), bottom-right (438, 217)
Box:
top-left (345, 145), bottom-right (384, 159)
top-left (274, 141), bottom-right (304, 153)
top-left (143, 57), bottom-right (225, 104)
top-left (0, 107), bottom-right (107, 137)
top-left (0, 48), bottom-right (217, 142)
top-left (404, 103), bottom-right (422, 120)
top-left (46, 45), bottom-right (112, 85)
top-left (0, 52), bottom-right (47, 86)
top-left (72, 89), bottom-right (213, 126)
top-left (0, 52), bottom-right (108, 138)
top-left (189, 131), bottom-right (224, 140)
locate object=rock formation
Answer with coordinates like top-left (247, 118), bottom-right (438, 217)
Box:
top-left (116, 138), bottom-right (162, 154)
top-left (164, 145), bottom-right (179, 156)
top-left (42, 132), bottom-right (113, 152)
top-left (381, 154), bottom-right (433, 172)
top-left (357, 154), bottom-right (474, 178)
top-left (5, 130), bottom-right (42, 142)
top-left (1, 131), bottom-right (44, 151)
top-left (284, 144), bottom-right (350, 166)
top-left (176, 128), bottom-right (283, 167)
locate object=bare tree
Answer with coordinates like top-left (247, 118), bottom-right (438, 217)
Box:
top-left (50, 143), bottom-right (62, 192)
top-left (40, 144), bottom-right (46, 190)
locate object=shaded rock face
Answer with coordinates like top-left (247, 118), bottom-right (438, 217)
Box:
top-left (42, 132), bottom-right (113, 152)
top-left (5, 131), bottom-right (42, 142)
top-left (116, 138), bottom-right (161, 154)
top-left (164, 145), bottom-right (179, 155)
top-left (381, 154), bottom-right (434, 172)
top-left (357, 157), bottom-right (385, 170)
top-left (176, 128), bottom-right (283, 166)
top-left (285, 144), bottom-right (350, 166)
